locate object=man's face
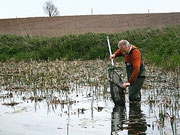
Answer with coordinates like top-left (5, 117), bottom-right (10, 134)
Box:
top-left (120, 45), bottom-right (129, 56)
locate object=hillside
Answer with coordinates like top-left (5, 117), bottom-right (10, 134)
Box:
top-left (0, 12), bottom-right (180, 37)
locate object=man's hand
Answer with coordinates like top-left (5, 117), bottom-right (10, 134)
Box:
top-left (123, 82), bottom-right (130, 88)
top-left (110, 54), bottom-right (115, 60)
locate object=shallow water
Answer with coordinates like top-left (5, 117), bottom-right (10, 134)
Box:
top-left (0, 86), bottom-right (179, 135)
top-left (0, 60), bottom-right (180, 135)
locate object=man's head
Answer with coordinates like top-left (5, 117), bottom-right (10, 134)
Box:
top-left (118, 40), bottom-right (131, 56)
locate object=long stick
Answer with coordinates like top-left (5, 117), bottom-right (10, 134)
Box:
top-left (107, 36), bottom-right (114, 66)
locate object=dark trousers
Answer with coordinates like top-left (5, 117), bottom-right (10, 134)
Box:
top-left (128, 77), bottom-right (145, 101)
top-left (126, 64), bottom-right (146, 101)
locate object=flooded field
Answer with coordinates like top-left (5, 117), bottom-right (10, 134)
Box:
top-left (0, 60), bottom-right (179, 135)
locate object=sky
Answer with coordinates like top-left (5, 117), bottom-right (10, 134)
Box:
top-left (0, 0), bottom-right (180, 19)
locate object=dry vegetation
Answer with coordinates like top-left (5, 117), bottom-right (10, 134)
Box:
top-left (0, 12), bottom-right (180, 37)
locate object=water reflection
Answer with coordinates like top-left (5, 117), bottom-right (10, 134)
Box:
top-left (111, 105), bottom-right (126, 135)
top-left (128, 102), bottom-right (147, 135)
top-left (111, 102), bottom-right (147, 135)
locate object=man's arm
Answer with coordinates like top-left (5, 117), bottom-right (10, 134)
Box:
top-left (114, 49), bottom-right (122, 57)
top-left (110, 49), bottom-right (122, 59)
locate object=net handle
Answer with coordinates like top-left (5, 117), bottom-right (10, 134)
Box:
top-left (107, 36), bottom-right (114, 66)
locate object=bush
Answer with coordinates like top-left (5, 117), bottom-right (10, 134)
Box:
top-left (0, 25), bottom-right (180, 69)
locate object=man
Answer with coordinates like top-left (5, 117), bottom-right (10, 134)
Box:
top-left (110, 40), bottom-right (145, 101)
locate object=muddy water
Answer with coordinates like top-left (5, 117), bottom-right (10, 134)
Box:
top-left (0, 61), bottom-right (179, 135)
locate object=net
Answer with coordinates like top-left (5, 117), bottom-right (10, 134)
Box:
top-left (107, 66), bottom-right (125, 105)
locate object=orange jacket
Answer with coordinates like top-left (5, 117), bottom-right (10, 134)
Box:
top-left (114, 45), bottom-right (142, 85)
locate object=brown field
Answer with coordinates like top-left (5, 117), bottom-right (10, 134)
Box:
top-left (0, 12), bottom-right (180, 37)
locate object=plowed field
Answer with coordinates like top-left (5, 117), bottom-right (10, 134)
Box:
top-left (0, 12), bottom-right (180, 37)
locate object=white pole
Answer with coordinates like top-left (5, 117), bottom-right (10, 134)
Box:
top-left (107, 36), bottom-right (114, 66)
top-left (91, 8), bottom-right (93, 15)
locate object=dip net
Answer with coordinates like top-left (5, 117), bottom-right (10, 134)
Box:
top-left (107, 66), bottom-right (125, 105)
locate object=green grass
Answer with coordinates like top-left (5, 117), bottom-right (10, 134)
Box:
top-left (0, 25), bottom-right (180, 70)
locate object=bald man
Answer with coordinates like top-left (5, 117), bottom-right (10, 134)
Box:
top-left (110, 40), bottom-right (146, 102)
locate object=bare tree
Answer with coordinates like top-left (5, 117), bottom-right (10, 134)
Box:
top-left (43, 0), bottom-right (59, 17)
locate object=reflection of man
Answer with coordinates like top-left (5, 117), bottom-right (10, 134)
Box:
top-left (128, 102), bottom-right (147, 135)
top-left (111, 105), bottom-right (126, 135)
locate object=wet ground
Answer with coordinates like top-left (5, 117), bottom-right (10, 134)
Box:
top-left (0, 60), bottom-right (179, 135)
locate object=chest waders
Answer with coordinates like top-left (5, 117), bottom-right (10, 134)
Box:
top-left (126, 48), bottom-right (146, 101)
